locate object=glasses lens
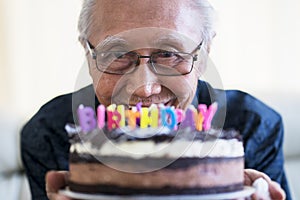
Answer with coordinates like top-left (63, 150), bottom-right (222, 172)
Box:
top-left (96, 51), bottom-right (138, 74)
top-left (151, 52), bottom-right (193, 75)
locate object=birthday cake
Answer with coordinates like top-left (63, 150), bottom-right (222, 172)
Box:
top-left (67, 103), bottom-right (245, 195)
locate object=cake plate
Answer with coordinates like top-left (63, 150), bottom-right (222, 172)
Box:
top-left (59, 186), bottom-right (255, 200)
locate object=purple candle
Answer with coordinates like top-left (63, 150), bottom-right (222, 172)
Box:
top-left (180, 107), bottom-right (196, 130)
top-left (77, 105), bottom-right (96, 133)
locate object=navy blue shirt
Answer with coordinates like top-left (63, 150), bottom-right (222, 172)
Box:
top-left (21, 80), bottom-right (291, 199)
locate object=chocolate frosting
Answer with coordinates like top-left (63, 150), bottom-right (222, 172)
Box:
top-left (69, 125), bottom-right (242, 147)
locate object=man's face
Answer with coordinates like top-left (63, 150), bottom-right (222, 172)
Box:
top-left (85, 0), bottom-right (206, 110)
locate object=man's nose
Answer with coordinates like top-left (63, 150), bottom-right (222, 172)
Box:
top-left (130, 81), bottom-right (162, 98)
top-left (126, 51), bottom-right (162, 98)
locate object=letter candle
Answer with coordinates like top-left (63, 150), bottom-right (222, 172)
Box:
top-left (107, 110), bottom-right (121, 131)
top-left (77, 105), bottom-right (97, 132)
top-left (198, 102), bottom-right (218, 131)
top-left (180, 106), bottom-right (196, 130)
top-left (140, 107), bottom-right (159, 128)
top-left (107, 104), bottom-right (121, 130)
top-left (76, 103), bottom-right (218, 132)
top-left (149, 104), bottom-right (159, 128)
top-left (117, 105), bottom-right (125, 127)
top-left (160, 107), bottom-right (177, 130)
top-left (126, 109), bottom-right (140, 129)
top-left (97, 104), bottom-right (105, 129)
top-left (140, 107), bottom-right (150, 128)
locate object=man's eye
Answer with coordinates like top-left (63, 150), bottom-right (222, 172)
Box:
top-left (158, 51), bottom-right (176, 58)
top-left (113, 52), bottom-right (127, 59)
top-left (99, 52), bottom-right (127, 60)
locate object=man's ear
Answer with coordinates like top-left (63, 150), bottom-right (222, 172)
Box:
top-left (78, 36), bottom-right (94, 76)
top-left (79, 36), bottom-right (91, 58)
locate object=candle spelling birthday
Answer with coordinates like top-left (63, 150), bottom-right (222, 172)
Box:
top-left (77, 103), bottom-right (218, 133)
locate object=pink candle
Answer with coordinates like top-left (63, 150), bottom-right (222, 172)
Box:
top-left (198, 102), bottom-right (218, 131)
top-left (107, 110), bottom-right (121, 131)
top-left (175, 109), bottom-right (184, 123)
top-left (97, 104), bottom-right (105, 129)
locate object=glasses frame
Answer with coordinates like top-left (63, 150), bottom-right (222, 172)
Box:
top-left (85, 39), bottom-right (203, 76)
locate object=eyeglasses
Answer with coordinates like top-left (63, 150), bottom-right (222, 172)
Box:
top-left (86, 40), bottom-right (203, 76)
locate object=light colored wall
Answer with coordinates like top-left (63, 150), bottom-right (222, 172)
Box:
top-left (210, 0), bottom-right (300, 92)
top-left (0, 0), bottom-right (87, 118)
top-left (0, 0), bottom-right (10, 106)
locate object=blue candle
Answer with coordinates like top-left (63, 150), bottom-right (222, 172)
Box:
top-left (160, 107), bottom-right (177, 130)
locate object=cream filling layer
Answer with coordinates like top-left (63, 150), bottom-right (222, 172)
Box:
top-left (71, 139), bottom-right (244, 159)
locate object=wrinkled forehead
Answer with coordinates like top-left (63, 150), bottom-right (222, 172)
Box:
top-left (94, 27), bottom-right (199, 52)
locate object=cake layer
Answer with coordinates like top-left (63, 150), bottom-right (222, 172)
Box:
top-left (70, 152), bottom-right (243, 170)
top-left (69, 157), bottom-right (244, 191)
top-left (68, 182), bottom-right (244, 195)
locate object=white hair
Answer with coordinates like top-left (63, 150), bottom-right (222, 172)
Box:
top-left (78, 0), bottom-right (97, 40)
top-left (78, 0), bottom-right (216, 46)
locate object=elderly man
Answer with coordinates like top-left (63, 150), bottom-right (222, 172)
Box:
top-left (21, 0), bottom-right (290, 199)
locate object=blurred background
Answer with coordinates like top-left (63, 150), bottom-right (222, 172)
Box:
top-left (0, 0), bottom-right (299, 199)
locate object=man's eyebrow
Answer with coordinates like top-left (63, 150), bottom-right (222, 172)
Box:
top-left (95, 36), bottom-right (129, 50)
top-left (152, 34), bottom-right (187, 50)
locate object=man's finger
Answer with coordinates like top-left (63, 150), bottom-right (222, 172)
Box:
top-left (244, 169), bottom-right (271, 183)
top-left (46, 171), bottom-right (68, 193)
top-left (244, 169), bottom-right (285, 200)
top-left (269, 181), bottom-right (286, 200)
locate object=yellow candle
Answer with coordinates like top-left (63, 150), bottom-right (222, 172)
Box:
top-left (117, 105), bottom-right (125, 127)
top-left (140, 105), bottom-right (159, 128)
top-left (150, 105), bottom-right (158, 128)
top-left (140, 107), bottom-right (150, 128)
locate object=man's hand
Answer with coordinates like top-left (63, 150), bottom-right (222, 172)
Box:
top-left (244, 169), bottom-right (286, 200)
top-left (46, 171), bottom-right (72, 200)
